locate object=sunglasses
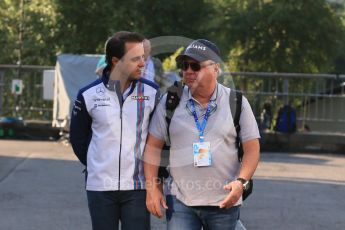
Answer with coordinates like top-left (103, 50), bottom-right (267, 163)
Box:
top-left (181, 61), bottom-right (216, 72)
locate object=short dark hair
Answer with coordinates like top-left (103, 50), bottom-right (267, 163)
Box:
top-left (105, 31), bottom-right (145, 66)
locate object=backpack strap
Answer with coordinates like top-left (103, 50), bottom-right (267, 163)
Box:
top-left (158, 81), bottom-right (183, 179)
top-left (229, 90), bottom-right (243, 162)
top-left (165, 81), bottom-right (184, 142)
top-left (230, 90), bottom-right (254, 201)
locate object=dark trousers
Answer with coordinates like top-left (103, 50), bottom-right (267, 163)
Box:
top-left (87, 190), bottom-right (150, 230)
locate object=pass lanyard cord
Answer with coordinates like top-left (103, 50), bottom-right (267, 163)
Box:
top-left (190, 100), bottom-right (212, 142)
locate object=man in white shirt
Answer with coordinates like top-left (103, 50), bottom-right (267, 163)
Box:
top-left (70, 31), bottom-right (160, 230)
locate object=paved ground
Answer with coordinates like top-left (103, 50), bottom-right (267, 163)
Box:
top-left (0, 140), bottom-right (344, 230)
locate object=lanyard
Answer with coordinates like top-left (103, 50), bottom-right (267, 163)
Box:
top-left (190, 100), bottom-right (212, 142)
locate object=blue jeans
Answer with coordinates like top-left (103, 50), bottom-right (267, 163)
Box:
top-left (166, 195), bottom-right (240, 230)
top-left (87, 190), bottom-right (150, 230)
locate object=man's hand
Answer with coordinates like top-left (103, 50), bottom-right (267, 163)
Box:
top-left (219, 138), bottom-right (260, 208)
top-left (143, 134), bottom-right (167, 217)
top-left (146, 182), bottom-right (168, 218)
top-left (219, 180), bottom-right (243, 209)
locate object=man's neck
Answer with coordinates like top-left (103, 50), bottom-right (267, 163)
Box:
top-left (192, 83), bottom-right (216, 106)
top-left (109, 71), bottom-right (132, 94)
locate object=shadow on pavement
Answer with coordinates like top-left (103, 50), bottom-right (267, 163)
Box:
top-left (241, 178), bottom-right (345, 230)
top-left (0, 151), bottom-right (344, 230)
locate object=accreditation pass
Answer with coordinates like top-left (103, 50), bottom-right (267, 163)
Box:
top-left (193, 142), bottom-right (212, 167)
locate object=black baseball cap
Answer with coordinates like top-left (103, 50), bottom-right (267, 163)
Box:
top-left (176, 39), bottom-right (221, 64)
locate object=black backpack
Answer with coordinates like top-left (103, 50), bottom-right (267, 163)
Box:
top-left (158, 81), bottom-right (253, 200)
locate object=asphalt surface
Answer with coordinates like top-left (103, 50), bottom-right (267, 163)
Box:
top-left (0, 140), bottom-right (344, 230)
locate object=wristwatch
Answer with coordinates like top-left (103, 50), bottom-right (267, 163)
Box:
top-left (236, 178), bottom-right (250, 191)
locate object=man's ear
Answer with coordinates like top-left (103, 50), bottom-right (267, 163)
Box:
top-left (215, 63), bottom-right (222, 76)
top-left (112, 57), bottom-right (120, 66)
top-left (214, 63), bottom-right (220, 73)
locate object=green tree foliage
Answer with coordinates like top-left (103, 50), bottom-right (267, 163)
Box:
top-left (212, 0), bottom-right (345, 73)
top-left (330, 0), bottom-right (345, 73)
top-left (0, 0), bottom-right (23, 64)
top-left (23, 0), bottom-right (57, 65)
top-left (0, 0), bottom-right (345, 74)
top-left (53, 0), bottom-right (117, 54)
top-left (0, 0), bottom-right (57, 65)
top-left (127, 0), bottom-right (214, 61)
top-left (133, 0), bottom-right (213, 38)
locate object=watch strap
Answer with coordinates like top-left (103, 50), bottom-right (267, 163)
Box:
top-left (236, 177), bottom-right (249, 190)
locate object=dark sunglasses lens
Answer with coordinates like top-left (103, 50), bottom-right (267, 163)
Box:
top-left (182, 62), bottom-right (201, 71)
top-left (190, 63), bottom-right (201, 71)
top-left (182, 62), bottom-right (190, 71)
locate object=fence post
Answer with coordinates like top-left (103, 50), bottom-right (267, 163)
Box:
top-left (0, 70), bottom-right (3, 117)
top-left (283, 78), bottom-right (289, 105)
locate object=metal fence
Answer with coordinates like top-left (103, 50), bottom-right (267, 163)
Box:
top-left (220, 72), bottom-right (345, 133)
top-left (0, 64), bottom-right (54, 122)
top-left (0, 65), bottom-right (344, 133)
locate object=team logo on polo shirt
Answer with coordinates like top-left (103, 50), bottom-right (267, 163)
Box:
top-left (131, 95), bottom-right (150, 101)
top-left (96, 87), bottom-right (105, 95)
